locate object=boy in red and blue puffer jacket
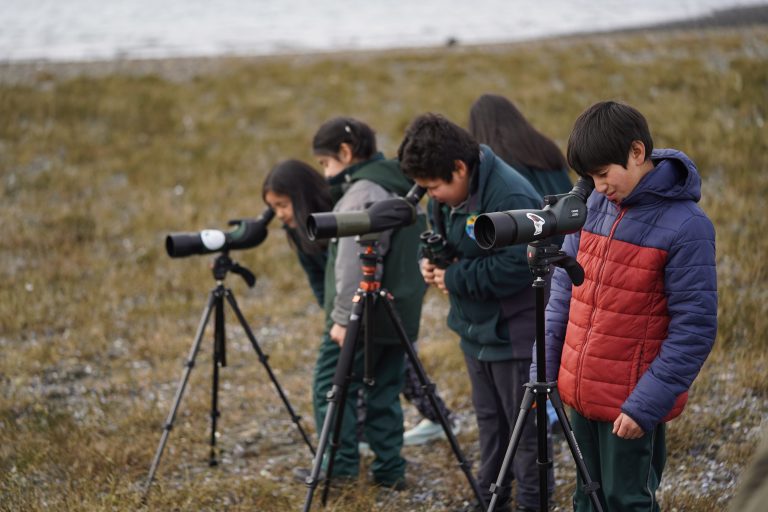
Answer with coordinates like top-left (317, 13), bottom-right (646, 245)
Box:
top-left (531, 101), bottom-right (717, 511)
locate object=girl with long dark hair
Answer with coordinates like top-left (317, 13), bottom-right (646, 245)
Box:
top-left (262, 159), bottom-right (332, 306)
top-left (468, 93), bottom-right (572, 197)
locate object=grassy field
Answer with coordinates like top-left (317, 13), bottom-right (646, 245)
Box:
top-left (1, 24), bottom-right (767, 511)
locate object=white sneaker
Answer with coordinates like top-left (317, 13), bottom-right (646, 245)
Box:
top-left (403, 418), bottom-right (458, 446)
top-left (359, 441), bottom-right (372, 456)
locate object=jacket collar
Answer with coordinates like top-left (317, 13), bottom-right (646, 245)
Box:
top-left (327, 152), bottom-right (386, 203)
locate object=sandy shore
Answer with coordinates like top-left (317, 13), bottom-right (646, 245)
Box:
top-left (1, 4), bottom-right (767, 86)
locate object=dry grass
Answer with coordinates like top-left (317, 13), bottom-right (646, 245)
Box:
top-left (1, 25), bottom-right (767, 511)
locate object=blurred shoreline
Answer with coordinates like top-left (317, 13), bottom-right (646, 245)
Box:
top-left (1, 4), bottom-right (767, 85)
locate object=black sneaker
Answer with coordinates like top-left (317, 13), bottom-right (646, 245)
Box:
top-left (455, 500), bottom-right (503, 512)
top-left (372, 478), bottom-right (407, 491)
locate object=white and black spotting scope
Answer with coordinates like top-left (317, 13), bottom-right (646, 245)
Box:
top-left (165, 208), bottom-right (275, 258)
top-left (473, 177), bottom-right (594, 249)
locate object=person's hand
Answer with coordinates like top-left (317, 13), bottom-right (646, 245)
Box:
top-left (330, 323), bottom-right (347, 347)
top-left (433, 267), bottom-right (448, 294)
top-left (421, 259), bottom-right (437, 285)
top-left (613, 413), bottom-right (644, 439)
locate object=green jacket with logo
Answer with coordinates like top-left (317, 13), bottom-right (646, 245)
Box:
top-left (433, 145), bottom-right (542, 361)
top-left (324, 155), bottom-right (426, 345)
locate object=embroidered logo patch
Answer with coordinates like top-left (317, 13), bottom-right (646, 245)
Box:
top-left (466, 215), bottom-right (478, 240)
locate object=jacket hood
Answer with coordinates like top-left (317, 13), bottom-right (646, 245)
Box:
top-left (330, 153), bottom-right (414, 198)
top-left (623, 148), bottom-right (701, 207)
top-left (473, 144), bottom-right (495, 195)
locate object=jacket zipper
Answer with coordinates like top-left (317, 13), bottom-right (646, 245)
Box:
top-left (575, 207), bottom-right (627, 411)
top-left (446, 206), bottom-right (467, 331)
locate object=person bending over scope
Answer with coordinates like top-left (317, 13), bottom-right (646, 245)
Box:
top-left (269, 118), bottom-right (451, 490)
top-left (398, 113), bottom-right (552, 511)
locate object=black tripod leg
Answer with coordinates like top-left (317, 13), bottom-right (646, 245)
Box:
top-left (209, 291), bottom-right (224, 466)
top-left (302, 294), bottom-right (364, 512)
top-left (143, 290), bottom-right (217, 500)
top-left (363, 292), bottom-right (375, 386)
top-left (321, 295), bottom-right (365, 506)
top-left (380, 292), bottom-right (488, 510)
top-left (487, 385), bottom-right (536, 511)
top-left (223, 290), bottom-right (316, 456)
top-left (549, 388), bottom-right (604, 512)
top-left (534, 386), bottom-right (551, 511)
top-left (531, 281), bottom-right (550, 511)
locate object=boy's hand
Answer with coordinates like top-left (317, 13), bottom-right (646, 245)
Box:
top-left (421, 259), bottom-right (437, 285)
top-left (330, 323), bottom-right (347, 347)
top-left (613, 413), bottom-right (644, 439)
top-left (433, 267), bottom-right (449, 294)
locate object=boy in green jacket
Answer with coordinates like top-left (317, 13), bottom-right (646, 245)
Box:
top-left (398, 113), bottom-right (551, 511)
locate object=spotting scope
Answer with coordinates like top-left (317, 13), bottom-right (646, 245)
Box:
top-left (474, 177), bottom-right (594, 249)
top-left (166, 208), bottom-right (275, 258)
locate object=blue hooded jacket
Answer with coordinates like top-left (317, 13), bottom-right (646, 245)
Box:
top-left (532, 149), bottom-right (717, 432)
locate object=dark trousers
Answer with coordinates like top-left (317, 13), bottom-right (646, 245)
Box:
top-left (464, 355), bottom-right (553, 509)
top-left (571, 409), bottom-right (666, 512)
top-left (356, 343), bottom-right (453, 443)
top-left (312, 334), bottom-right (406, 485)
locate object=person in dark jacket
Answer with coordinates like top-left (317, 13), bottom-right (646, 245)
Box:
top-left (531, 101), bottom-right (717, 511)
top-left (294, 117), bottom-right (431, 489)
top-left (468, 92), bottom-right (573, 431)
top-left (398, 112), bottom-right (550, 511)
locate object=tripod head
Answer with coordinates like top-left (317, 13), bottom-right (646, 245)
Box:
top-left (526, 241), bottom-right (584, 285)
top-left (355, 233), bottom-right (383, 293)
top-left (211, 252), bottom-right (256, 287)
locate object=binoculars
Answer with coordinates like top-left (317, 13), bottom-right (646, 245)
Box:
top-left (419, 230), bottom-right (457, 269)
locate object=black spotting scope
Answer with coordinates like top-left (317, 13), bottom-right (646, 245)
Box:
top-left (473, 177), bottom-right (594, 250)
top-left (165, 207), bottom-right (275, 258)
top-left (307, 184), bottom-right (425, 240)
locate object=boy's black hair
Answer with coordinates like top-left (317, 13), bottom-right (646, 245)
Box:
top-left (312, 117), bottom-right (377, 161)
top-left (567, 101), bottom-right (654, 177)
top-left (262, 159), bottom-right (332, 254)
top-left (469, 93), bottom-right (567, 172)
top-left (397, 113), bottom-right (479, 183)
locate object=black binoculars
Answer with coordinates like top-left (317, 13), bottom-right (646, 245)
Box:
top-left (419, 230), bottom-right (457, 269)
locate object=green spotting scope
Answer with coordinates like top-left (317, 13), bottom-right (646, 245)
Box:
top-left (307, 184), bottom-right (425, 240)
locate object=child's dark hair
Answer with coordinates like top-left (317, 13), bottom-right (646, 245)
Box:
top-left (397, 113), bottom-right (479, 183)
top-left (567, 101), bottom-right (654, 177)
top-left (262, 159), bottom-right (332, 254)
top-left (312, 117), bottom-right (377, 160)
top-left (468, 93), bottom-right (567, 172)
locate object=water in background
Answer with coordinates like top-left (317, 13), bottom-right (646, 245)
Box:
top-left (0, 0), bottom-right (762, 62)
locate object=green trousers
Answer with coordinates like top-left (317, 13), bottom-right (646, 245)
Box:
top-left (571, 409), bottom-right (666, 512)
top-left (312, 334), bottom-right (406, 485)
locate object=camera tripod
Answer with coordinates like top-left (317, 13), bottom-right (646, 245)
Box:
top-left (486, 241), bottom-right (603, 512)
top-left (302, 235), bottom-right (487, 511)
top-left (142, 252), bottom-right (315, 499)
